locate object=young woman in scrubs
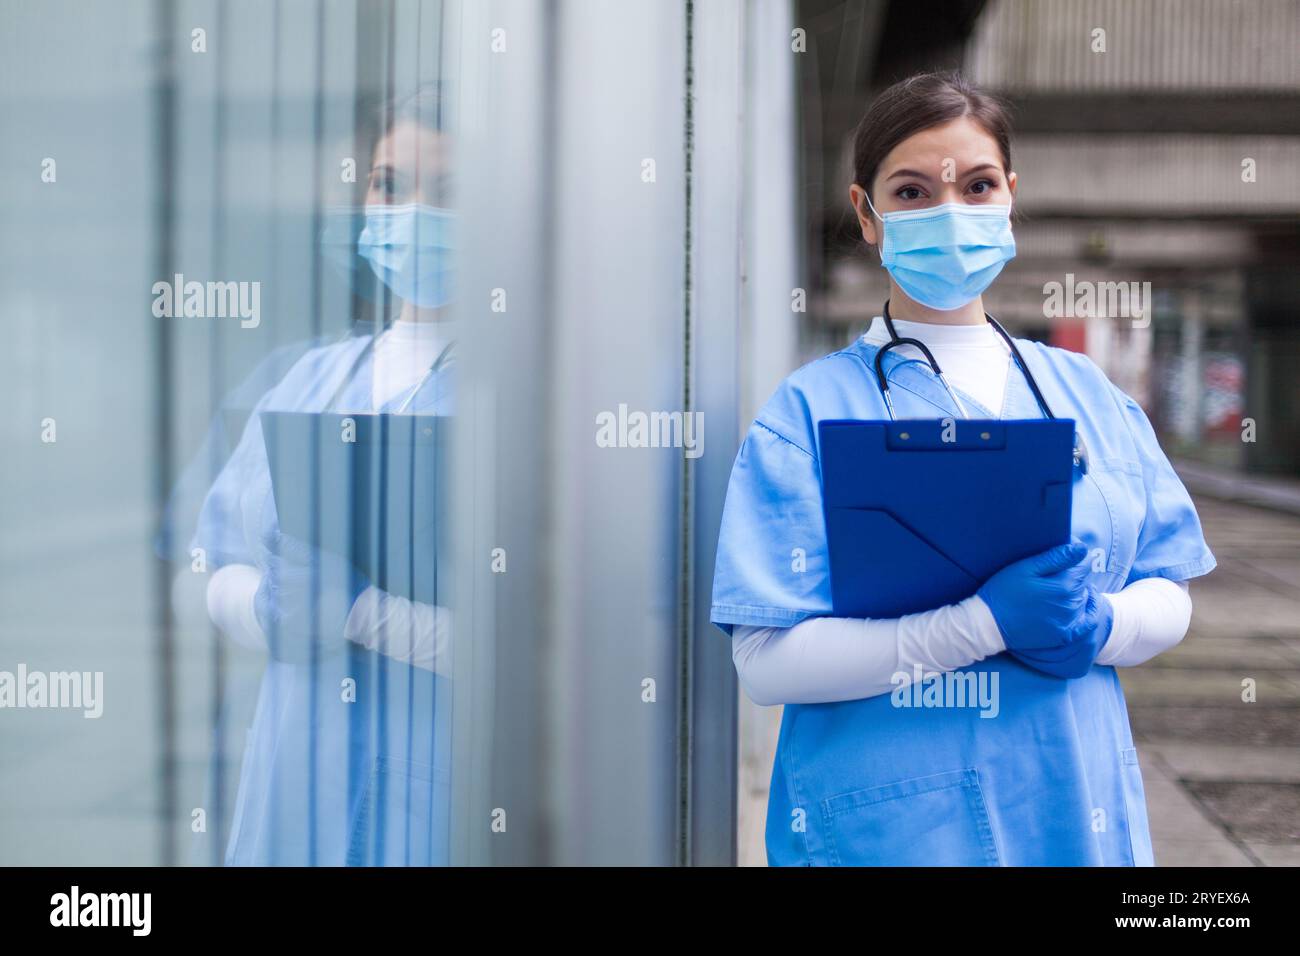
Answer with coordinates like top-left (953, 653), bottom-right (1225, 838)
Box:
top-left (192, 88), bottom-right (456, 865)
top-left (711, 72), bottom-right (1216, 866)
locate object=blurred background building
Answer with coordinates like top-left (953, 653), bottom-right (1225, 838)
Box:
top-left (800, 0), bottom-right (1300, 477)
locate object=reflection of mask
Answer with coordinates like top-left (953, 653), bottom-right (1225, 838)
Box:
top-left (357, 203), bottom-right (456, 308)
top-left (319, 206), bottom-right (380, 300)
top-left (865, 197), bottom-right (1015, 311)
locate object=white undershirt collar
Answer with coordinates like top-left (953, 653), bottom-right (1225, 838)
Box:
top-left (862, 315), bottom-right (1005, 349)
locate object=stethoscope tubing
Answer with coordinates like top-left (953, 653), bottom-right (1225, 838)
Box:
top-left (872, 299), bottom-right (1088, 470)
top-left (323, 319), bottom-right (455, 414)
top-left (874, 299), bottom-right (1055, 421)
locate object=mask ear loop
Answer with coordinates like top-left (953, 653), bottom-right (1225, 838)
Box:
top-left (858, 189), bottom-right (887, 266)
top-left (862, 190), bottom-right (883, 221)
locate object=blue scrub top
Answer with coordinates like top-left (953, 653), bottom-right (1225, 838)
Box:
top-left (193, 332), bottom-right (455, 866)
top-left (711, 334), bottom-right (1216, 866)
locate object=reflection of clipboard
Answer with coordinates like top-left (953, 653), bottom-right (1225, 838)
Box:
top-left (819, 419), bottom-right (1074, 619)
top-left (261, 411), bottom-right (450, 605)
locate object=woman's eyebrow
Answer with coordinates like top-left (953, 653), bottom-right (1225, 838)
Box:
top-left (885, 167), bottom-right (932, 182)
top-left (885, 162), bottom-right (1003, 183)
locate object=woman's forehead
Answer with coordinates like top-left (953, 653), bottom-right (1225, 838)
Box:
top-left (373, 122), bottom-right (449, 169)
top-left (878, 117), bottom-right (1003, 176)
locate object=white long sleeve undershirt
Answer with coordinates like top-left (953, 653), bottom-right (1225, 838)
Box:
top-left (732, 579), bottom-right (1191, 707)
top-left (730, 317), bottom-right (1195, 707)
top-left (205, 563), bottom-right (452, 674)
top-left (863, 314), bottom-right (1012, 415)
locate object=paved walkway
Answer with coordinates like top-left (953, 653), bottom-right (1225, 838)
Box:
top-left (736, 493), bottom-right (1300, 866)
top-left (1123, 495), bottom-right (1300, 866)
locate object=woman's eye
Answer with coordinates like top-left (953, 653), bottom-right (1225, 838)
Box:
top-left (896, 185), bottom-right (924, 201)
top-left (368, 171), bottom-right (400, 198)
top-left (968, 179), bottom-right (996, 196)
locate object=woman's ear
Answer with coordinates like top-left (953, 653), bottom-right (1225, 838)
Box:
top-left (849, 183), bottom-right (878, 248)
top-left (1006, 170), bottom-right (1017, 201)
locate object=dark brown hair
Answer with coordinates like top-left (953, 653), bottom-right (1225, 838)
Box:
top-left (851, 72), bottom-right (1013, 204)
top-left (380, 83), bottom-right (448, 139)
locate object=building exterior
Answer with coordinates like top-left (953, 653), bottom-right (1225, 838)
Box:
top-left (805, 0), bottom-right (1300, 475)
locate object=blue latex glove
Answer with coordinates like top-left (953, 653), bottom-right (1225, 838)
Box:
top-left (254, 528), bottom-right (370, 663)
top-left (1010, 587), bottom-right (1114, 679)
top-left (977, 540), bottom-right (1094, 651)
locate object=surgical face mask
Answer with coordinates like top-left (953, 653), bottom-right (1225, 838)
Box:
top-left (864, 195), bottom-right (1015, 311)
top-left (357, 202), bottom-right (457, 308)
top-left (319, 206), bottom-right (381, 301)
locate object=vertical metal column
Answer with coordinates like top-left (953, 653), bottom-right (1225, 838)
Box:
top-left (685, 0), bottom-right (746, 866)
top-left (450, 0), bottom-right (805, 864)
top-left (151, 0), bottom-right (179, 867)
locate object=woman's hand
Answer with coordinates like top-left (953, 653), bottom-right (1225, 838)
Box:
top-left (253, 528), bottom-right (370, 663)
top-left (1009, 588), bottom-right (1114, 679)
top-left (976, 540), bottom-right (1111, 678)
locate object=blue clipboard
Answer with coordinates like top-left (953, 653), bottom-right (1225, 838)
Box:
top-left (819, 418), bottom-right (1074, 619)
top-left (261, 411), bottom-right (450, 605)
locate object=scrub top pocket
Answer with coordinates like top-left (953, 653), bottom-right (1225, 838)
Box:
top-left (1075, 457), bottom-right (1144, 586)
top-left (820, 768), bottom-right (1000, 866)
top-left (346, 755), bottom-right (451, 867)
top-left (1071, 457), bottom-right (1144, 587)
top-left (1119, 747), bottom-right (1156, 866)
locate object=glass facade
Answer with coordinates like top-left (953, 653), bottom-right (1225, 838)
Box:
top-left (0, 0), bottom-right (803, 866)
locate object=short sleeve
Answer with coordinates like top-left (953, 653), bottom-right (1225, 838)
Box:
top-left (710, 420), bottom-right (832, 636)
top-left (187, 336), bottom-right (366, 571)
top-left (189, 391), bottom-right (275, 570)
top-left (1112, 386), bottom-right (1218, 584)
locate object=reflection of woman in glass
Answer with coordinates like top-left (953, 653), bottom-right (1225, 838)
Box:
top-left (192, 87), bottom-right (455, 866)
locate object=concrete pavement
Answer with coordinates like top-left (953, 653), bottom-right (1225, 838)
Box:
top-left (1123, 495), bottom-right (1300, 866)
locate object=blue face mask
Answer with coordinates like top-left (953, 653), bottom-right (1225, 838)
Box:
top-left (319, 206), bottom-right (381, 301)
top-left (357, 203), bottom-right (457, 308)
top-left (865, 196), bottom-right (1015, 311)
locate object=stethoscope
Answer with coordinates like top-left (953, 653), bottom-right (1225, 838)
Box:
top-left (871, 300), bottom-right (1088, 472)
top-left (324, 320), bottom-right (455, 414)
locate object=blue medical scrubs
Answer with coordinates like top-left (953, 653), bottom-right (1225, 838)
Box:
top-left (711, 335), bottom-right (1216, 866)
top-left (193, 332), bottom-right (454, 866)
